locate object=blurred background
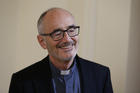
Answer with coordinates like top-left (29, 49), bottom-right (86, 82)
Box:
top-left (0, 0), bottom-right (140, 93)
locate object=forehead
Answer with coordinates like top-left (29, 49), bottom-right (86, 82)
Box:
top-left (42, 9), bottom-right (75, 33)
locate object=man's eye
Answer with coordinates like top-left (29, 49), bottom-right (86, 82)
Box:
top-left (54, 31), bottom-right (62, 36)
top-left (68, 28), bottom-right (75, 32)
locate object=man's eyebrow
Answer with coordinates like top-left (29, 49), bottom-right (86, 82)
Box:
top-left (67, 24), bottom-right (75, 29)
top-left (53, 24), bottom-right (75, 32)
top-left (52, 28), bottom-right (64, 34)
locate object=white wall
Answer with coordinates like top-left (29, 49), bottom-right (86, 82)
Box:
top-left (0, 0), bottom-right (18, 92)
top-left (94, 0), bottom-right (131, 93)
top-left (0, 0), bottom-right (140, 93)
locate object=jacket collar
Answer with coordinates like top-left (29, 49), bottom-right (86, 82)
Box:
top-left (41, 55), bottom-right (86, 93)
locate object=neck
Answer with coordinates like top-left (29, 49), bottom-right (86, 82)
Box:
top-left (49, 56), bottom-right (74, 70)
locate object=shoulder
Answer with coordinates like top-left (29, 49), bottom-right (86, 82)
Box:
top-left (76, 56), bottom-right (113, 92)
top-left (76, 56), bottom-right (111, 81)
top-left (76, 56), bottom-right (110, 73)
top-left (12, 56), bottom-right (50, 80)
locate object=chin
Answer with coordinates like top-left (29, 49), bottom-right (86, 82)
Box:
top-left (61, 53), bottom-right (76, 62)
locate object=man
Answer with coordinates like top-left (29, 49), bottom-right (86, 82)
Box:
top-left (9, 8), bottom-right (113, 93)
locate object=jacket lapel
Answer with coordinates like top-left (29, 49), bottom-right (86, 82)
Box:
top-left (76, 55), bottom-right (96, 93)
top-left (33, 56), bottom-right (54, 93)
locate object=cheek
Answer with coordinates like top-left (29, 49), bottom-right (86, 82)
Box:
top-left (72, 37), bottom-right (79, 45)
top-left (45, 40), bottom-right (59, 51)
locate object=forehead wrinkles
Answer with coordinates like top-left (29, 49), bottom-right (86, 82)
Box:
top-left (41, 9), bottom-right (75, 33)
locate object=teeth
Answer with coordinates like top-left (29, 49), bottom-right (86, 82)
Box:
top-left (61, 45), bottom-right (72, 48)
top-left (61, 46), bottom-right (71, 48)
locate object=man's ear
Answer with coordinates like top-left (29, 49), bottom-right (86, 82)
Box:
top-left (37, 35), bottom-right (47, 49)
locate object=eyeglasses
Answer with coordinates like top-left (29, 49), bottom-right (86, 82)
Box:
top-left (40, 26), bottom-right (80, 41)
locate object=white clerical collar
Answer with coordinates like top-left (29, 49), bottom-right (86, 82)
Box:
top-left (49, 58), bottom-right (77, 76)
top-left (60, 70), bottom-right (70, 75)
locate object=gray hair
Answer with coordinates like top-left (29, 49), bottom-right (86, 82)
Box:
top-left (37, 7), bottom-right (73, 34)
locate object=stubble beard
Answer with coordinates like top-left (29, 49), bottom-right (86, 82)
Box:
top-left (47, 38), bottom-right (78, 64)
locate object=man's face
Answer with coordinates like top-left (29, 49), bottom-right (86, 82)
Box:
top-left (39, 10), bottom-right (79, 62)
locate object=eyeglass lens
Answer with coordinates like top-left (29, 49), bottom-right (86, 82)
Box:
top-left (52, 27), bottom-right (79, 41)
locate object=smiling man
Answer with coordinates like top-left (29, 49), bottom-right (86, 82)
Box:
top-left (37, 8), bottom-right (79, 70)
top-left (9, 8), bottom-right (113, 93)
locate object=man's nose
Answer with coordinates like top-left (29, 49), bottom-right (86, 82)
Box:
top-left (62, 32), bottom-right (72, 42)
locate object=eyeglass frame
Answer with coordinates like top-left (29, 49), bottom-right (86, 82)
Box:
top-left (39, 25), bottom-right (80, 41)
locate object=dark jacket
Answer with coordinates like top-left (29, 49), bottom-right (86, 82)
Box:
top-left (9, 55), bottom-right (113, 93)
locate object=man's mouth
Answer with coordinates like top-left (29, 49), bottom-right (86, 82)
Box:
top-left (60, 45), bottom-right (73, 52)
top-left (57, 42), bottom-right (74, 51)
top-left (61, 45), bottom-right (72, 48)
